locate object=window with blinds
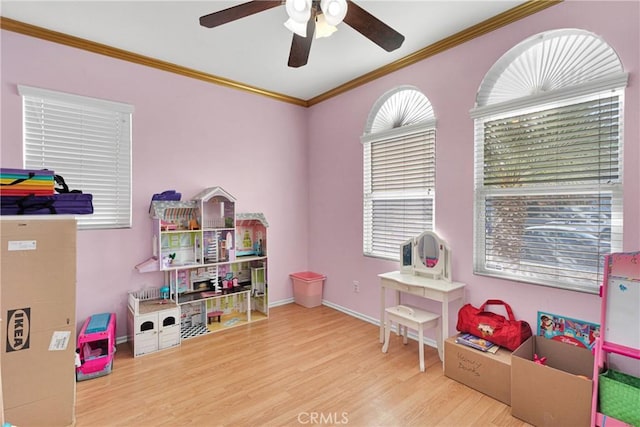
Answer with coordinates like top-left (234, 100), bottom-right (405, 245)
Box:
top-left (19, 85), bottom-right (133, 229)
top-left (363, 87), bottom-right (436, 260)
top-left (474, 91), bottom-right (624, 293)
top-left (472, 29), bottom-right (626, 293)
top-left (363, 126), bottom-right (435, 259)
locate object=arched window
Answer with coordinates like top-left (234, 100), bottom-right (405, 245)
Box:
top-left (362, 86), bottom-right (436, 260)
top-left (471, 29), bottom-right (627, 293)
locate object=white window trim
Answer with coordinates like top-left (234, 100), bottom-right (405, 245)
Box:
top-left (19, 85), bottom-right (134, 114)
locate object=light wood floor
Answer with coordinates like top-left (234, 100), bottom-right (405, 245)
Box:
top-left (75, 304), bottom-right (531, 427)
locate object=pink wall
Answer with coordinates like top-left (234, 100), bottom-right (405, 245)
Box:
top-left (1, 32), bottom-right (310, 337)
top-left (307, 0), bottom-right (640, 335)
top-left (1, 0), bottom-right (638, 341)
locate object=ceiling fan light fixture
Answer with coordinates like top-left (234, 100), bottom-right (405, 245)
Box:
top-left (284, 18), bottom-right (308, 37)
top-left (315, 14), bottom-right (337, 39)
top-left (320, 0), bottom-right (347, 26)
top-left (285, 0), bottom-right (312, 23)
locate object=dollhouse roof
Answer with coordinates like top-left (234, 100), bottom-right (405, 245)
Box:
top-left (191, 186), bottom-right (236, 203)
top-left (236, 212), bottom-right (269, 228)
top-left (149, 200), bottom-right (198, 219)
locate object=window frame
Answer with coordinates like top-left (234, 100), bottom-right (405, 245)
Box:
top-left (472, 80), bottom-right (625, 294)
top-left (471, 29), bottom-right (628, 293)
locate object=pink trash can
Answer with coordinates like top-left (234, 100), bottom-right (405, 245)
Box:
top-left (290, 271), bottom-right (326, 308)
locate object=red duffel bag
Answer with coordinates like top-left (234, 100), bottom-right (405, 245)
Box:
top-left (456, 299), bottom-right (532, 351)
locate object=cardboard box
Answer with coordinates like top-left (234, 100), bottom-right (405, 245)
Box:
top-left (444, 335), bottom-right (512, 405)
top-left (511, 335), bottom-right (593, 427)
top-left (1, 217), bottom-right (77, 426)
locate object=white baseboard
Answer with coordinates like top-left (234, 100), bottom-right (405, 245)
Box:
top-left (320, 299), bottom-right (438, 349)
top-left (269, 297), bottom-right (294, 307)
top-left (116, 297), bottom-right (438, 349)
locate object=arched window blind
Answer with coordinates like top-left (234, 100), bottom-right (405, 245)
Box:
top-left (362, 86), bottom-right (436, 260)
top-left (19, 85), bottom-right (133, 229)
top-left (471, 29), bottom-right (626, 293)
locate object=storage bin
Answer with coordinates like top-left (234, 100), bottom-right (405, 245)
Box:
top-left (599, 369), bottom-right (640, 426)
top-left (511, 336), bottom-right (594, 427)
top-left (290, 271), bottom-right (326, 308)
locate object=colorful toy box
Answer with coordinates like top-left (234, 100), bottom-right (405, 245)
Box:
top-left (76, 312), bottom-right (116, 381)
top-left (537, 311), bottom-right (600, 349)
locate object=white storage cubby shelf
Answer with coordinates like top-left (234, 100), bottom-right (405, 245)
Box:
top-left (132, 186), bottom-right (269, 355)
top-left (127, 288), bottom-right (180, 357)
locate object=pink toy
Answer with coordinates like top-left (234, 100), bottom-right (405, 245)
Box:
top-left (76, 313), bottom-right (116, 381)
top-left (533, 353), bottom-right (547, 365)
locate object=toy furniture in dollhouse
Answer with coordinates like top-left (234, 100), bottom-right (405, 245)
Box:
top-left (590, 251), bottom-right (640, 427)
top-left (382, 305), bottom-right (441, 372)
top-left (127, 288), bottom-right (180, 357)
top-left (251, 264), bottom-right (267, 312)
top-left (180, 290), bottom-right (252, 338)
top-left (207, 310), bottom-right (223, 323)
top-left (76, 312), bottom-right (116, 381)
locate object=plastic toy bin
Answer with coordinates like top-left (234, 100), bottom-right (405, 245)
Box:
top-left (290, 271), bottom-right (326, 308)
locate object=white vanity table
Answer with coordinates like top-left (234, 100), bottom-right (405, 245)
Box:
top-left (379, 231), bottom-right (466, 362)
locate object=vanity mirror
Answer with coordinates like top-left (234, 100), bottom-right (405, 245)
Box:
top-left (400, 231), bottom-right (452, 281)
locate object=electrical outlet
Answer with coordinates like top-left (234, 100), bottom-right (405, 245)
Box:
top-left (353, 280), bottom-right (360, 293)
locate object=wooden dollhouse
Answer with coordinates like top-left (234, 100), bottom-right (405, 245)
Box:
top-left (131, 187), bottom-right (268, 356)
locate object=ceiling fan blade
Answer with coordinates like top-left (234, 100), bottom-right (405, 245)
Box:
top-left (288, 10), bottom-right (317, 68)
top-left (199, 1), bottom-right (282, 28)
top-left (342, 0), bottom-right (405, 52)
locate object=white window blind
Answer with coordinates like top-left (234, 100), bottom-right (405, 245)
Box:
top-left (474, 92), bottom-right (623, 293)
top-left (19, 85), bottom-right (133, 229)
top-left (363, 127), bottom-right (435, 259)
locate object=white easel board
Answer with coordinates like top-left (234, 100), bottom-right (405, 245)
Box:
top-left (605, 276), bottom-right (640, 350)
top-left (604, 252), bottom-right (640, 350)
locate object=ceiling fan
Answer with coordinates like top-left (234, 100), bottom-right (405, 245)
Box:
top-left (199, 0), bottom-right (405, 68)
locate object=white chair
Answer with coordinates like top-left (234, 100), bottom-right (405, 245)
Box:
top-left (382, 304), bottom-right (441, 372)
